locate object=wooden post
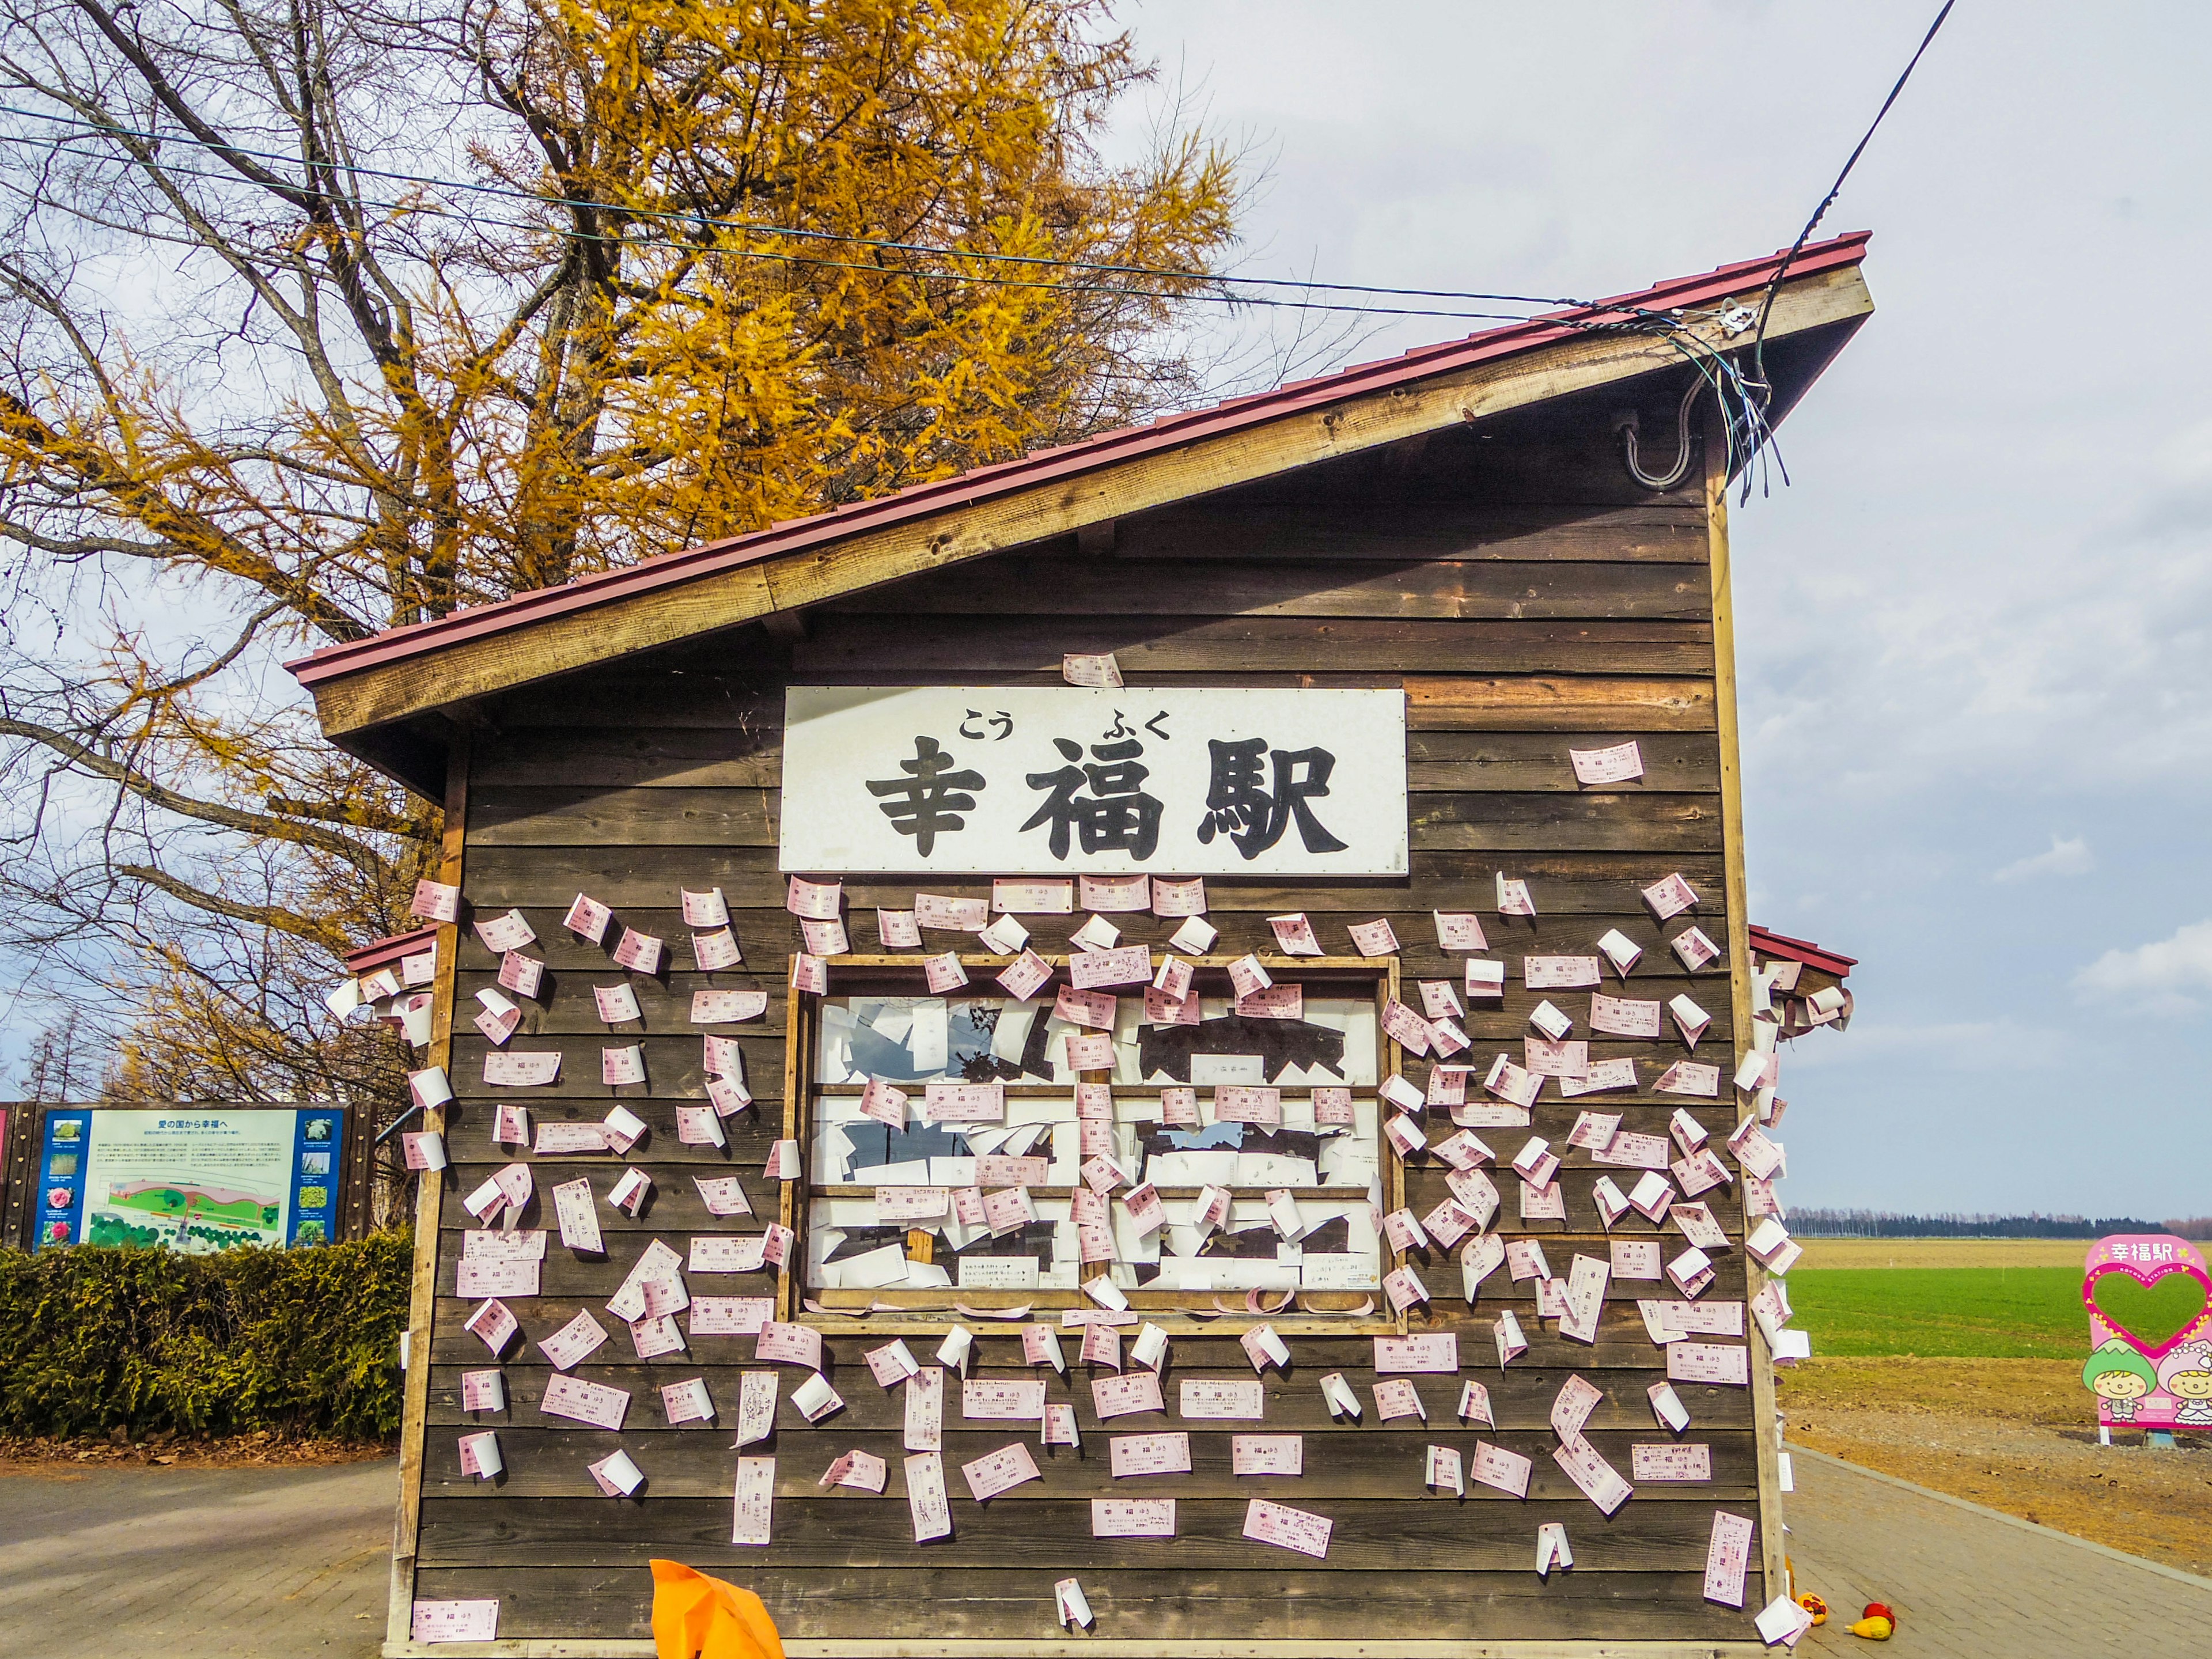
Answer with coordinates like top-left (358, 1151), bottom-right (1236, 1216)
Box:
top-left (1706, 411), bottom-right (1791, 1604)
top-left (384, 728), bottom-right (471, 1652)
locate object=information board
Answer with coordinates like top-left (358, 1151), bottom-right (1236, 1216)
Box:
top-left (32, 1107), bottom-right (343, 1251)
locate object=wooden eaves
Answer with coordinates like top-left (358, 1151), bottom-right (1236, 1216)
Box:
top-left (288, 237), bottom-right (1876, 797)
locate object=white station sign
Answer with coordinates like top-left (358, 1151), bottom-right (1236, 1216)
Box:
top-left (779, 686), bottom-right (1408, 876)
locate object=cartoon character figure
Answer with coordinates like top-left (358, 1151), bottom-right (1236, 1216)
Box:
top-left (2156, 1342), bottom-right (2212, 1427)
top-left (2082, 1340), bottom-right (2158, 1421)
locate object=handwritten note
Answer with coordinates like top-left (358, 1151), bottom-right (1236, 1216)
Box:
top-left (1243, 1498), bottom-right (1332, 1559)
top-left (1631, 1442), bottom-right (1712, 1481)
top-left (906, 1450), bottom-right (952, 1541)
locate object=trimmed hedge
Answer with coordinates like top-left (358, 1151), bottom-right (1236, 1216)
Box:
top-left (0, 1231), bottom-right (411, 1440)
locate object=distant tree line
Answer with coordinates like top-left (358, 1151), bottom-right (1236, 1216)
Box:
top-left (1792, 1209), bottom-right (2212, 1240)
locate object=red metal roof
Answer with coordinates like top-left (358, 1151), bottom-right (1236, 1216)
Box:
top-left (343, 926), bottom-right (439, 975)
top-left (286, 233), bottom-right (1872, 691)
top-left (1748, 925), bottom-right (1857, 979)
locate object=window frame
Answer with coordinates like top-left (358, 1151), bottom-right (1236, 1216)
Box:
top-left (780, 953), bottom-right (1410, 1336)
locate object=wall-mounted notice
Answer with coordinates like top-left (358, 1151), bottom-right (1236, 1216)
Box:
top-left (781, 687), bottom-right (1408, 876)
top-left (33, 1107), bottom-right (342, 1251)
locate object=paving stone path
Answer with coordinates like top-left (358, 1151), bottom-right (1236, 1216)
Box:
top-left (2, 1447), bottom-right (2205, 1656)
top-left (0, 1458), bottom-right (393, 1658)
top-left (1789, 1448), bottom-right (2210, 1656)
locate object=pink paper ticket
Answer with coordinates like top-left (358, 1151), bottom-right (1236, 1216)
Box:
top-left (963, 1378), bottom-right (1048, 1420)
top-left (996, 878), bottom-right (1074, 914)
top-left (975, 1156), bottom-right (1049, 1188)
top-left (1590, 993), bottom-right (1663, 1037)
top-left (1559, 1058), bottom-right (1639, 1096)
top-left (1551, 1375), bottom-right (1603, 1440)
top-left (1243, 1498), bottom-right (1332, 1559)
top-left (1470, 1441), bottom-right (1532, 1497)
top-left (539, 1311), bottom-right (608, 1371)
top-left (1092, 1372), bottom-right (1165, 1419)
top-left (821, 1449), bottom-right (888, 1493)
top-left (924, 1081), bottom-right (1005, 1124)
top-left (858, 1079), bottom-right (908, 1127)
top-left (1069, 944), bottom-right (1150, 989)
top-left (1233, 1434), bottom-right (1302, 1476)
top-left (1524, 955), bottom-right (1601, 988)
top-left (456, 1257), bottom-right (539, 1300)
top-left (1703, 1509), bottom-right (1755, 1607)
top-left (961, 1441), bottom-right (1042, 1501)
top-left (534, 1121), bottom-right (608, 1155)
top-left (1373, 1379), bottom-right (1423, 1421)
top-left (905, 1368), bottom-right (945, 1450)
top-left (464, 1298), bottom-right (518, 1355)
top-left (1631, 1442), bottom-right (1711, 1481)
top-left (1055, 986), bottom-right (1118, 1028)
top-left (540, 1373), bottom-right (628, 1430)
top-left (1595, 1131), bottom-right (1672, 1169)
top-left (755, 1322), bottom-right (823, 1369)
top-left (411, 1600), bottom-right (499, 1643)
top-left (689, 1296), bottom-right (773, 1337)
top-left (498, 953), bottom-right (544, 999)
top-left (1236, 984), bottom-right (1305, 1021)
top-left (484, 1051), bottom-right (560, 1086)
top-left (1109, 1431), bottom-right (1191, 1477)
top-left (1064, 1032), bottom-right (1113, 1070)
top-left (1213, 1085), bottom-right (1282, 1126)
top-left (1667, 1343), bottom-right (1751, 1385)
top-left (1642, 872), bottom-right (1700, 921)
top-left (982, 1187), bottom-right (1035, 1234)
top-left (1081, 874), bottom-right (1151, 911)
top-left (1374, 1334), bottom-right (1459, 1374)
top-left (1611, 1240), bottom-right (1664, 1279)
top-left (906, 1451), bottom-right (952, 1541)
top-left (733, 1371), bottom-right (778, 1448)
top-left (1150, 877), bottom-right (1206, 916)
top-left (1380, 1000), bottom-right (1434, 1055)
top-left (1179, 1380), bottom-right (1264, 1419)
top-left (1552, 1438), bottom-right (1634, 1514)
top-left (998, 949), bottom-right (1053, 1001)
top-left (874, 1186), bottom-right (952, 1223)
top-left (877, 909), bottom-right (922, 948)
top-left (914, 893), bottom-right (988, 930)
top-left (923, 952), bottom-right (966, 993)
top-left (730, 1456), bottom-right (774, 1545)
top-left (1569, 740), bottom-right (1644, 784)
top-left (1092, 1497), bottom-right (1177, 1536)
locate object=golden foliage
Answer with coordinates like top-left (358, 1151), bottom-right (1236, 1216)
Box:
top-left (0, 0), bottom-right (1238, 1145)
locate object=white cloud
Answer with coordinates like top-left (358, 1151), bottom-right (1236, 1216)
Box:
top-left (1993, 834), bottom-right (2095, 884)
top-left (1782, 1018), bottom-right (2062, 1075)
top-left (2074, 919), bottom-right (2212, 1006)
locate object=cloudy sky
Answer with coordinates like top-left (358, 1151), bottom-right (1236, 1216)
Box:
top-left (1112, 1), bottom-right (2212, 1217)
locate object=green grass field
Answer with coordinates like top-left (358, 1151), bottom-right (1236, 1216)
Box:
top-left (1786, 1266), bottom-right (2089, 1358)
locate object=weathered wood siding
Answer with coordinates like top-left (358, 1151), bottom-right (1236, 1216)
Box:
top-left (414, 401), bottom-right (1771, 1651)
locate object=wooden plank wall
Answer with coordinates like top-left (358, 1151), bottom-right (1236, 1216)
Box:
top-left (415, 399), bottom-right (1772, 1652)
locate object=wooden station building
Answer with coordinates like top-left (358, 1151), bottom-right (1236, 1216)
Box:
top-left (293, 234), bottom-right (1877, 1658)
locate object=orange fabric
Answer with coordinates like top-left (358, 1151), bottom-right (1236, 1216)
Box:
top-left (650, 1560), bottom-right (785, 1659)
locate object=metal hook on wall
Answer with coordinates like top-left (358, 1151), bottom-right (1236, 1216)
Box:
top-left (1612, 378), bottom-right (1705, 492)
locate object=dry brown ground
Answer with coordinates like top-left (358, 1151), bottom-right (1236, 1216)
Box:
top-left (1781, 1357), bottom-right (2212, 1578)
top-left (0, 1429), bottom-right (395, 1471)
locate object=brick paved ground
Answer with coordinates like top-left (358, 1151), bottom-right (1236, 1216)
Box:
top-left (3, 1448), bottom-right (2204, 1656)
top-left (1790, 1448), bottom-right (2210, 1656)
top-left (0, 1457), bottom-right (394, 1658)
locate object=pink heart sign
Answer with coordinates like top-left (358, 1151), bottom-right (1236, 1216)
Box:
top-left (2082, 1236), bottom-right (2212, 1361)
